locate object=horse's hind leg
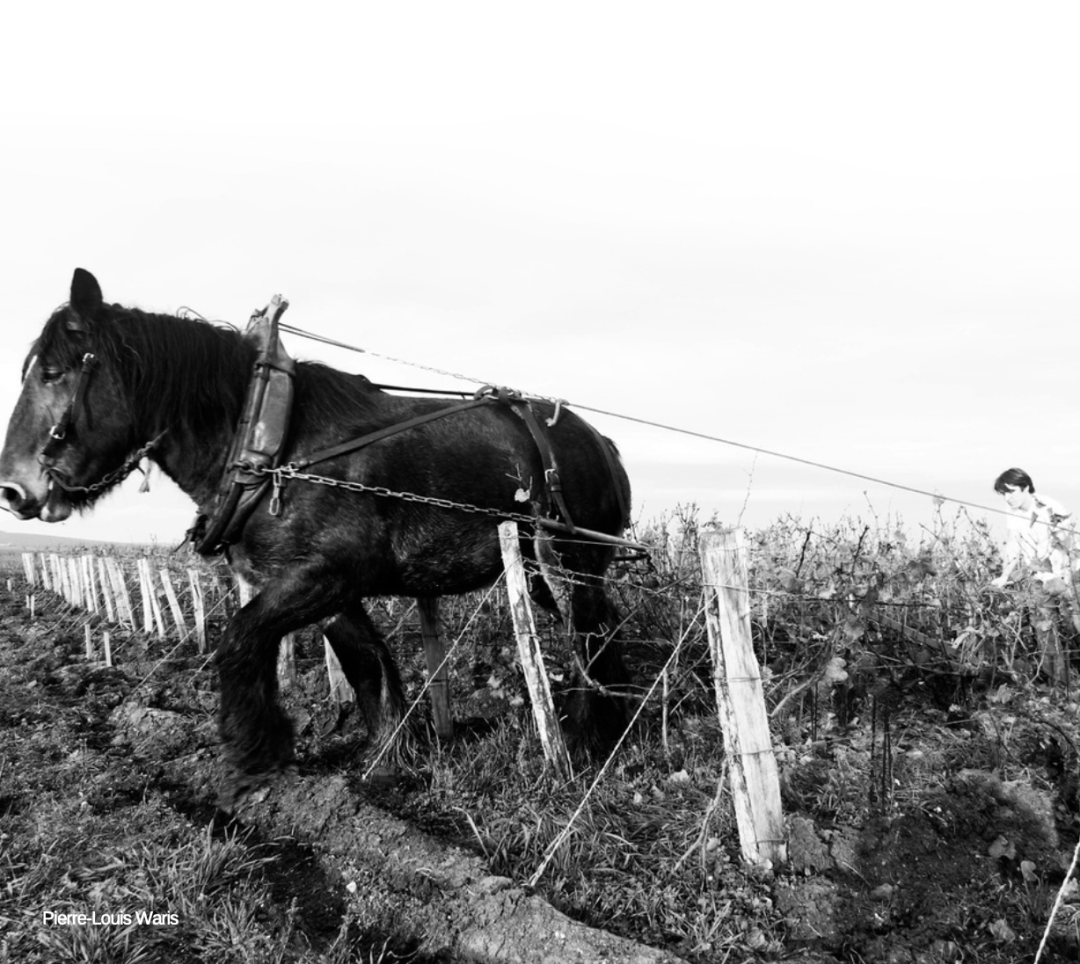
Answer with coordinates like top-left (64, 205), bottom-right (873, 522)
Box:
top-left (417, 597), bottom-right (454, 740)
top-left (323, 603), bottom-right (407, 754)
top-left (533, 533), bottom-right (630, 756)
top-left (564, 580), bottom-right (631, 754)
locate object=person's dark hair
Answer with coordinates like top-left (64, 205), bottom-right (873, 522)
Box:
top-left (994, 468), bottom-right (1035, 494)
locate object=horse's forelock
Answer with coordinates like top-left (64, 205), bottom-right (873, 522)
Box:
top-left (31, 306), bottom-right (89, 372)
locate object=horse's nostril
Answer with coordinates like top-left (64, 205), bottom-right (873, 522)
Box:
top-left (0, 482), bottom-right (27, 508)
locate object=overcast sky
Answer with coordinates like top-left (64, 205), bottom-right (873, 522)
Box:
top-left (2, 3), bottom-right (1078, 548)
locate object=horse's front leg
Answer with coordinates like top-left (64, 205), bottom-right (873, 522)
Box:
top-left (216, 569), bottom-right (342, 810)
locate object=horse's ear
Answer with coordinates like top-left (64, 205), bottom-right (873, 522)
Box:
top-left (69, 269), bottom-right (103, 328)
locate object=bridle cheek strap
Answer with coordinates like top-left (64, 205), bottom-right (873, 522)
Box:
top-left (42, 352), bottom-right (97, 460)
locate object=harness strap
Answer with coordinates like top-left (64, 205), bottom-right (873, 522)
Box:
top-left (292, 396), bottom-right (495, 470)
top-left (285, 388), bottom-right (579, 534)
top-left (507, 397), bottom-right (577, 533)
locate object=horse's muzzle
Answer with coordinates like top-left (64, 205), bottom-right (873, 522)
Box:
top-left (0, 479), bottom-right (71, 522)
top-left (0, 480), bottom-right (34, 518)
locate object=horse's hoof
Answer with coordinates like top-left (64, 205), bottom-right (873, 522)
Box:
top-left (220, 763), bottom-right (297, 813)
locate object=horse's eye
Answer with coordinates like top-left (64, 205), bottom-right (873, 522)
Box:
top-left (40, 367), bottom-right (64, 384)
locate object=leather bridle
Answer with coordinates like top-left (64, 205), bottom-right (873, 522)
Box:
top-left (38, 350), bottom-right (164, 496)
top-left (40, 352), bottom-right (98, 461)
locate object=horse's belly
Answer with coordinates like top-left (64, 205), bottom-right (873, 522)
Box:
top-left (383, 526), bottom-right (505, 597)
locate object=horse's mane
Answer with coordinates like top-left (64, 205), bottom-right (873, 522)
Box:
top-left (35, 303), bottom-right (253, 439)
top-left (34, 301), bottom-right (379, 442)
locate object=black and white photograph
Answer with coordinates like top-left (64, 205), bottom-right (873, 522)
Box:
top-left (1, 4), bottom-right (1078, 962)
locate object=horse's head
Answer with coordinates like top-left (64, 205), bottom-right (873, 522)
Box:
top-left (0, 269), bottom-right (141, 523)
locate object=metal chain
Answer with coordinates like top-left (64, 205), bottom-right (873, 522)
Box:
top-left (245, 461), bottom-right (544, 529)
top-left (47, 433), bottom-right (166, 495)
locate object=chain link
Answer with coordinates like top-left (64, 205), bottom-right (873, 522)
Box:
top-left (240, 461), bottom-right (543, 528)
top-left (47, 434), bottom-right (166, 495)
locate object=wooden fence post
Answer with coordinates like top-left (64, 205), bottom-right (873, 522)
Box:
top-left (188, 569), bottom-right (207, 652)
top-left (278, 634), bottom-right (296, 689)
top-left (498, 521), bottom-right (572, 780)
top-left (137, 559), bottom-right (154, 633)
top-left (236, 576), bottom-right (296, 686)
top-left (417, 597), bottom-right (453, 739)
top-left (159, 569), bottom-right (187, 636)
top-left (82, 555), bottom-right (99, 615)
top-left (67, 557), bottom-right (81, 609)
top-left (324, 638), bottom-right (353, 702)
top-left (49, 554), bottom-right (61, 598)
top-left (700, 527), bottom-right (786, 867)
top-left (22, 553), bottom-right (36, 617)
top-left (106, 557), bottom-right (135, 629)
top-left (97, 557), bottom-right (116, 624)
top-left (137, 559), bottom-right (166, 637)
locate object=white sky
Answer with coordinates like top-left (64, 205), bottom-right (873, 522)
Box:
top-left (2, 2), bottom-right (1078, 548)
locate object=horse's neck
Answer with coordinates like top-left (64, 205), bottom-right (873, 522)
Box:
top-left (138, 321), bottom-right (251, 508)
top-left (155, 421), bottom-right (238, 509)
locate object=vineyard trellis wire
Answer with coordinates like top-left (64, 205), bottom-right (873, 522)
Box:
top-left (4, 487), bottom-right (1079, 911)
top-left (276, 319), bottom-right (1077, 542)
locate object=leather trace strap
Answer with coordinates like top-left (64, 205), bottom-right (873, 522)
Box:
top-left (503, 395), bottom-right (577, 533)
top-left (293, 395), bottom-right (495, 471)
top-left (292, 386), bottom-right (578, 533)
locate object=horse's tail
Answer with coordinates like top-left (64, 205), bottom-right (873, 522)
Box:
top-left (595, 430), bottom-right (632, 534)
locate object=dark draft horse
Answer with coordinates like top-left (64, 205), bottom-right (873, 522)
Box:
top-left (0, 270), bottom-right (633, 807)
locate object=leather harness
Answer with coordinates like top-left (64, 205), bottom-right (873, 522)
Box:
top-left (190, 299), bottom-right (620, 556)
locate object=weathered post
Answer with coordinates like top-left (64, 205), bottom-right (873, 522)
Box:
top-left (105, 557), bottom-right (135, 629)
top-left (49, 554), bottom-right (61, 597)
top-left (498, 521), bottom-right (572, 780)
top-left (97, 557), bottom-right (116, 623)
top-left (236, 576), bottom-right (296, 686)
top-left (159, 568), bottom-right (187, 636)
top-left (82, 555), bottom-right (99, 615)
top-left (138, 559), bottom-right (165, 637)
top-left (700, 527), bottom-right (786, 867)
top-left (417, 597), bottom-right (453, 740)
top-left (137, 559), bottom-right (154, 633)
top-left (324, 638), bottom-right (353, 703)
top-left (67, 556), bottom-right (82, 609)
top-left (188, 569), bottom-right (207, 652)
top-left (22, 553), bottom-right (35, 617)
top-left (278, 633), bottom-right (297, 689)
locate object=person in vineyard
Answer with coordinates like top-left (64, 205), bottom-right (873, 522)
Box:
top-left (990, 468), bottom-right (1079, 590)
top-left (989, 467), bottom-right (1080, 681)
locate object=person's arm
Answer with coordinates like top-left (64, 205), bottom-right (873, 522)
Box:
top-left (991, 526), bottom-right (1023, 587)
